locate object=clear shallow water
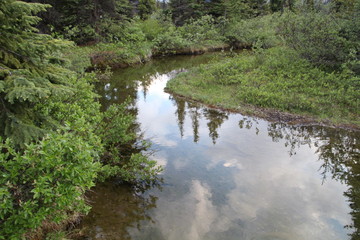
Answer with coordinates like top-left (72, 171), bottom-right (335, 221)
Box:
top-left (80, 54), bottom-right (359, 240)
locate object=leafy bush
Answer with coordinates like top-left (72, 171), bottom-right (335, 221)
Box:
top-left (96, 102), bottom-right (162, 183)
top-left (153, 26), bottom-right (191, 54)
top-left (0, 132), bottom-right (100, 240)
top-left (153, 15), bottom-right (226, 54)
top-left (138, 18), bottom-right (167, 41)
top-left (277, 10), bottom-right (351, 70)
top-left (225, 14), bottom-right (281, 49)
top-left (179, 15), bottom-right (225, 46)
top-left (1, 70), bottom-right (162, 238)
top-left (62, 24), bottom-right (98, 44)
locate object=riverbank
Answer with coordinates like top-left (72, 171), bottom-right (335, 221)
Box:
top-left (166, 47), bottom-right (360, 129)
top-left (67, 42), bottom-right (230, 71)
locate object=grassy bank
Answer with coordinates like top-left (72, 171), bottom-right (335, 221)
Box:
top-left (65, 15), bottom-right (230, 70)
top-left (166, 47), bottom-right (360, 127)
top-left (77, 41), bottom-right (229, 70)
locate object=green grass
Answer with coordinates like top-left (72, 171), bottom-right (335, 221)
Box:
top-left (166, 47), bottom-right (360, 126)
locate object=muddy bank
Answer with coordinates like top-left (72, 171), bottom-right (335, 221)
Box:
top-left (166, 90), bottom-right (360, 132)
top-left (89, 44), bottom-right (232, 70)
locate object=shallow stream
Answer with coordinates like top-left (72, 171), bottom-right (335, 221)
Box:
top-left (80, 53), bottom-right (359, 240)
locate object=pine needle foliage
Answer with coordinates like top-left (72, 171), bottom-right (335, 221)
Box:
top-left (0, 0), bottom-right (73, 147)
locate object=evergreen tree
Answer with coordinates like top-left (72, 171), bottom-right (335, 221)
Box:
top-left (224, 0), bottom-right (268, 20)
top-left (270, 0), bottom-right (295, 12)
top-left (25, 0), bottom-right (153, 43)
top-left (206, 0), bottom-right (226, 18)
top-left (0, 0), bottom-right (72, 147)
top-left (169, 0), bottom-right (206, 25)
top-left (138, 0), bottom-right (157, 20)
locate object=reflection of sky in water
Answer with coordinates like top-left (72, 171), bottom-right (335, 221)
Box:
top-left (130, 73), bottom-right (352, 240)
top-left (84, 56), bottom-right (356, 240)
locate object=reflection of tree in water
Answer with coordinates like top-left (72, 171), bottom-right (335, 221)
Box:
top-left (238, 117), bottom-right (360, 239)
top-left (188, 102), bottom-right (201, 143)
top-left (171, 96), bottom-right (186, 138)
top-left (96, 53), bottom-right (218, 110)
top-left (203, 109), bottom-right (229, 144)
top-left (316, 129), bottom-right (359, 240)
top-left (80, 182), bottom-right (161, 240)
top-left (170, 95), bottom-right (229, 144)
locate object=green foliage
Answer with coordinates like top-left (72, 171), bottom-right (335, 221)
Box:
top-left (138, 0), bottom-right (157, 20)
top-left (88, 41), bottom-right (153, 69)
top-left (225, 14), bottom-right (280, 49)
top-left (277, 10), bottom-right (351, 70)
top-left (2, 0), bottom-right (358, 237)
top-left (167, 47), bottom-right (360, 125)
top-left (223, 0), bottom-right (269, 21)
top-left (169, 0), bottom-right (206, 26)
top-left (179, 15), bottom-right (225, 45)
top-left (96, 103), bottom-right (162, 183)
top-left (153, 15), bottom-right (226, 54)
top-left (1, 64), bottom-right (161, 238)
top-left (0, 0), bottom-right (74, 147)
top-left (270, 0), bottom-right (295, 12)
top-left (0, 132), bottom-right (101, 240)
top-left (0, 1), bottom-right (162, 238)
top-left (24, 0), bottom-right (156, 44)
top-left (337, 0), bottom-right (360, 75)
top-left (153, 26), bottom-right (191, 54)
top-left (169, 0), bottom-right (269, 25)
top-left (138, 18), bottom-right (169, 41)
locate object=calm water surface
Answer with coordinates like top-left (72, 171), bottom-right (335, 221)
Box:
top-left (81, 54), bottom-right (359, 240)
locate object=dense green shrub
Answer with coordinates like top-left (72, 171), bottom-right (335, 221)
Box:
top-left (225, 14), bottom-right (281, 49)
top-left (277, 10), bottom-right (351, 70)
top-left (1, 71), bottom-right (162, 239)
top-left (0, 1), bottom-right (161, 238)
top-left (153, 26), bottom-right (191, 54)
top-left (153, 15), bottom-right (226, 54)
top-left (96, 103), bottom-right (162, 183)
top-left (179, 15), bottom-right (225, 46)
top-left (0, 132), bottom-right (101, 240)
top-left (138, 18), bottom-right (168, 41)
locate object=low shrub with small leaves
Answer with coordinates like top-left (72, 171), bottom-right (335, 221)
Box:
top-left (225, 14), bottom-right (281, 49)
top-left (0, 2), bottom-right (162, 238)
top-left (167, 47), bottom-right (360, 125)
top-left (0, 132), bottom-right (101, 240)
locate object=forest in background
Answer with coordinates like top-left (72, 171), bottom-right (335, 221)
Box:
top-left (0, 0), bottom-right (359, 239)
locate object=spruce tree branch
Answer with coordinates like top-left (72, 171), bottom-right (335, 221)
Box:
top-left (0, 97), bottom-right (9, 113)
top-left (0, 47), bottom-right (32, 63)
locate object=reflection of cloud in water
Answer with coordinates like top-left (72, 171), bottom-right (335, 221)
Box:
top-left (155, 180), bottom-right (217, 240)
top-left (108, 65), bottom-right (354, 239)
top-left (139, 73), bottom-right (170, 100)
top-left (173, 156), bottom-right (190, 170)
top-left (205, 139), bottom-right (350, 239)
top-left (203, 120), bottom-right (350, 239)
top-left (131, 119), bottom-right (351, 240)
top-left (138, 74), bottom-right (179, 147)
top-left (223, 158), bottom-right (244, 169)
top-left (153, 137), bottom-right (178, 147)
top-left (220, 166), bottom-right (349, 240)
top-left (151, 154), bottom-right (167, 169)
top-left (84, 55), bottom-right (358, 240)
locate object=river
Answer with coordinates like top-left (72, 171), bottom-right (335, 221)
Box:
top-left (79, 53), bottom-right (359, 240)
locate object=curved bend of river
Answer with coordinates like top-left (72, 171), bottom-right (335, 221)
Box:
top-left (80, 53), bottom-right (359, 240)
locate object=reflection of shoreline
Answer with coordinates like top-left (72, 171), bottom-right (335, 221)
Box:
top-left (167, 90), bottom-right (360, 132)
top-left (92, 53), bottom-right (359, 239)
top-left (80, 181), bottom-right (161, 239)
top-left (170, 92), bottom-right (360, 239)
